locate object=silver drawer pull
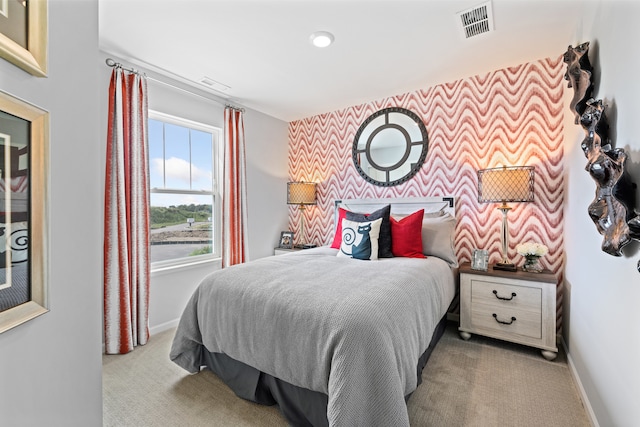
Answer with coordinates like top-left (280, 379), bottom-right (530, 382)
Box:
top-left (493, 290), bottom-right (516, 301)
top-left (493, 313), bottom-right (516, 325)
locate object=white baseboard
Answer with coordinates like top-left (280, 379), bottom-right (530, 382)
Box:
top-left (102, 319), bottom-right (179, 354)
top-left (149, 318), bottom-right (180, 336)
top-left (562, 336), bottom-right (599, 427)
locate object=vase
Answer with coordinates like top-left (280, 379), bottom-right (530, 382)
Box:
top-left (522, 255), bottom-right (543, 273)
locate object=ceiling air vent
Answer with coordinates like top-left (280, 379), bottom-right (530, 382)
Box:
top-left (457, 1), bottom-right (494, 39)
top-left (199, 76), bottom-right (231, 92)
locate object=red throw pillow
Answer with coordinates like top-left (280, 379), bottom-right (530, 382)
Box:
top-left (331, 208), bottom-right (349, 249)
top-left (390, 209), bottom-right (425, 258)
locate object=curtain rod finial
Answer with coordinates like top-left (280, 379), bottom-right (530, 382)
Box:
top-left (225, 104), bottom-right (245, 113)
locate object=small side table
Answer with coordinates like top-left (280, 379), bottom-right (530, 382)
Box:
top-left (458, 262), bottom-right (558, 360)
top-left (273, 247), bottom-right (303, 256)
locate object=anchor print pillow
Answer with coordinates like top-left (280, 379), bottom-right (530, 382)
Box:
top-left (337, 218), bottom-right (382, 260)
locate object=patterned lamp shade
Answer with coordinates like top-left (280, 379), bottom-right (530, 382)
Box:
top-left (287, 182), bottom-right (317, 205)
top-left (477, 166), bottom-right (535, 204)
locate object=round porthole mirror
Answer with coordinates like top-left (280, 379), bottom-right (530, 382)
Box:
top-left (352, 107), bottom-right (429, 186)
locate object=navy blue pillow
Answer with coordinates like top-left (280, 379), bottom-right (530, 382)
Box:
top-left (346, 204), bottom-right (393, 258)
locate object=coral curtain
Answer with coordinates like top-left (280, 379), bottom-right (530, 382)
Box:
top-left (222, 107), bottom-right (249, 267)
top-left (103, 67), bottom-right (150, 354)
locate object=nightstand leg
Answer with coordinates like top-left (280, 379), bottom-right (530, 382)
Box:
top-left (541, 350), bottom-right (557, 361)
top-left (459, 331), bottom-right (471, 340)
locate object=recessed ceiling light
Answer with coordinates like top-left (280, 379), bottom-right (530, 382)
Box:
top-left (310, 31), bottom-right (334, 48)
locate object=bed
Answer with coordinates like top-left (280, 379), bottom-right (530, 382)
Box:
top-left (170, 197), bottom-right (458, 426)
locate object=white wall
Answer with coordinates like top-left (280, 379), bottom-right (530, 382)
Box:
top-left (564, 1), bottom-right (640, 426)
top-left (97, 54), bottom-right (290, 333)
top-left (244, 107), bottom-right (292, 258)
top-left (0, 1), bottom-right (103, 425)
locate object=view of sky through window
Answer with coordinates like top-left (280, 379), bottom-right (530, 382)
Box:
top-left (148, 115), bottom-right (218, 264)
top-left (148, 118), bottom-right (214, 207)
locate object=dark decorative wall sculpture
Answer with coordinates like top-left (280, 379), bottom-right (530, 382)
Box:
top-left (563, 42), bottom-right (640, 272)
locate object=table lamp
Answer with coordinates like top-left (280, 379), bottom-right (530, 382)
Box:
top-left (477, 165), bottom-right (535, 271)
top-left (287, 181), bottom-right (317, 248)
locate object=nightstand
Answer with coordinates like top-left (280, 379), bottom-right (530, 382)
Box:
top-left (458, 262), bottom-right (558, 360)
top-left (274, 247), bottom-right (302, 256)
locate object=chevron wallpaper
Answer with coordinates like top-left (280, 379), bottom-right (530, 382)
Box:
top-left (288, 56), bottom-right (565, 281)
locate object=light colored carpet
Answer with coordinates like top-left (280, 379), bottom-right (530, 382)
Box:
top-left (103, 323), bottom-right (590, 426)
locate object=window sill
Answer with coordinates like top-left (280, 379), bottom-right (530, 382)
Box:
top-left (151, 256), bottom-right (221, 277)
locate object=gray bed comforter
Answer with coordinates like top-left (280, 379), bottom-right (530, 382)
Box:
top-left (170, 247), bottom-right (455, 427)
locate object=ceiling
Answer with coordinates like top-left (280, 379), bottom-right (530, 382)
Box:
top-left (98, 0), bottom-right (590, 122)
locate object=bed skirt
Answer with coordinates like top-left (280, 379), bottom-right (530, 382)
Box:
top-left (199, 314), bottom-right (449, 427)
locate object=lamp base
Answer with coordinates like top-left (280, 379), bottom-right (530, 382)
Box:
top-left (493, 262), bottom-right (517, 272)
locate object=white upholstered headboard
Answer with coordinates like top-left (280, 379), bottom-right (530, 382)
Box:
top-left (334, 196), bottom-right (455, 221)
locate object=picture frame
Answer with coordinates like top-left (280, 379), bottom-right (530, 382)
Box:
top-left (279, 231), bottom-right (294, 249)
top-left (0, 0), bottom-right (47, 77)
top-left (0, 90), bottom-right (49, 334)
top-left (471, 249), bottom-right (489, 271)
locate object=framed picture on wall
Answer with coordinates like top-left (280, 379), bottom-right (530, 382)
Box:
top-left (279, 231), bottom-right (294, 249)
top-left (0, 89), bottom-right (49, 334)
top-left (0, 0), bottom-right (47, 76)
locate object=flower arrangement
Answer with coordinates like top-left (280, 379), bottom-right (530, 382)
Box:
top-left (516, 242), bottom-right (549, 257)
top-left (516, 242), bottom-right (548, 273)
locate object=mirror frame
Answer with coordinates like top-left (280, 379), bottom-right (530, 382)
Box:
top-left (352, 107), bottom-right (429, 187)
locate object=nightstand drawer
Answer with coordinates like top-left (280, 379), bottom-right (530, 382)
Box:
top-left (471, 279), bottom-right (541, 314)
top-left (471, 302), bottom-right (542, 339)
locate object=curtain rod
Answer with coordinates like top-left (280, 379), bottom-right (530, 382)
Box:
top-left (225, 104), bottom-right (245, 112)
top-left (105, 57), bottom-right (140, 74)
top-left (105, 57), bottom-right (243, 111)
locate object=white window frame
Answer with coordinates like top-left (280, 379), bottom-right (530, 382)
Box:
top-left (148, 110), bottom-right (222, 271)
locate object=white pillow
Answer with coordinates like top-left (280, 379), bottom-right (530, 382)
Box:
top-left (337, 218), bottom-right (382, 260)
top-left (421, 213), bottom-right (458, 267)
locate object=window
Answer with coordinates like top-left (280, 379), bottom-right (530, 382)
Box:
top-left (148, 111), bottom-right (221, 268)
